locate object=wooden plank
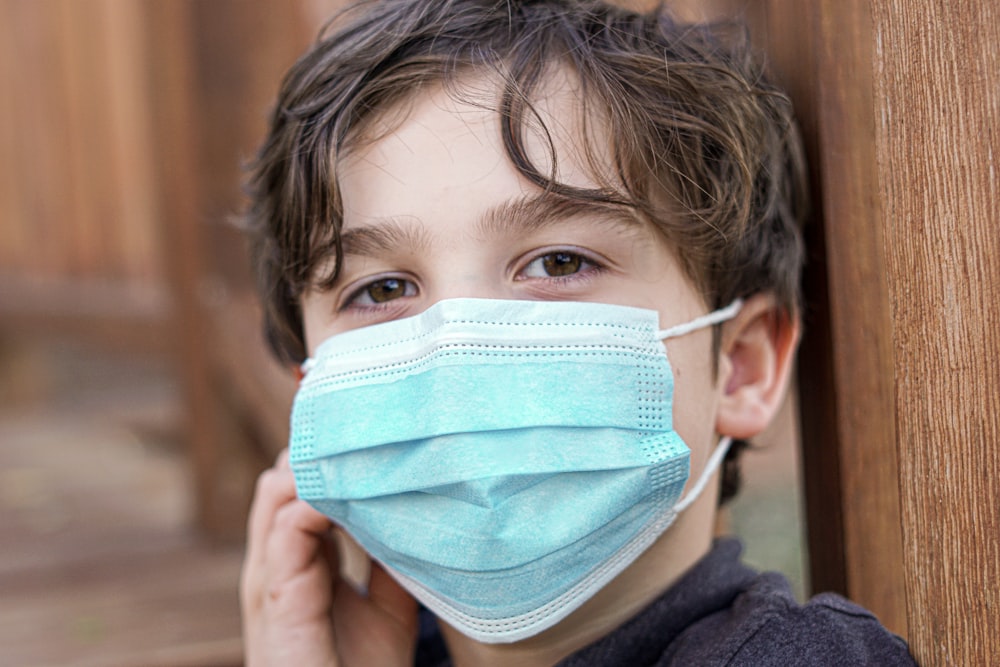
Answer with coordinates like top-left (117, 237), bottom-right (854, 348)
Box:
top-left (101, 0), bottom-right (161, 284)
top-left (747, 0), bottom-right (912, 636)
top-left (809, 0), bottom-right (908, 634)
top-left (10, 0), bottom-right (73, 279)
top-left (141, 0), bottom-right (228, 537)
top-left (0, 344), bottom-right (244, 667)
top-left (744, 0), bottom-right (855, 605)
top-left (0, 274), bottom-right (171, 353)
top-left (870, 2), bottom-right (1000, 663)
top-left (800, 0), bottom-right (908, 634)
top-left (1, 0), bottom-right (161, 286)
top-left (0, 1), bottom-right (21, 268)
top-left (58, 0), bottom-right (109, 277)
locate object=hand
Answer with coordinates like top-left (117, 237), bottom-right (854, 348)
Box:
top-left (240, 450), bottom-right (419, 666)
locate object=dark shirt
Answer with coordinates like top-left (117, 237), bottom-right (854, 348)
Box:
top-left (416, 538), bottom-right (916, 666)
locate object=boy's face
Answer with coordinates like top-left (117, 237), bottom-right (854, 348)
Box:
top-left (301, 74), bottom-right (724, 466)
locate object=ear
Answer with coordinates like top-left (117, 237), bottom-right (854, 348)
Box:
top-left (715, 294), bottom-right (800, 440)
top-left (292, 364), bottom-right (306, 385)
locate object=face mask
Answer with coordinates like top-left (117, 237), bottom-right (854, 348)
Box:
top-left (290, 297), bottom-right (741, 643)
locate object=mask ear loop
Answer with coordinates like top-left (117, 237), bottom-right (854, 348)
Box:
top-left (654, 299), bottom-right (743, 513)
top-left (673, 436), bottom-right (733, 512)
top-left (656, 299), bottom-right (743, 340)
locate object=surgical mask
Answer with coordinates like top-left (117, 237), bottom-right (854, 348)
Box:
top-left (290, 297), bottom-right (741, 643)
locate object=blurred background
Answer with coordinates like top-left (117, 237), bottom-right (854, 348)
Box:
top-left (0, 1), bottom-right (805, 665)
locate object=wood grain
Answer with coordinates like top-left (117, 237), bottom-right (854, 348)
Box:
top-left (748, 0), bottom-right (854, 604)
top-left (102, 0), bottom-right (161, 283)
top-left (750, 1), bottom-right (909, 630)
top-left (142, 0), bottom-right (226, 536)
top-left (808, 0), bottom-right (908, 635)
top-left (0, 341), bottom-right (244, 667)
top-left (0, 0), bottom-right (161, 284)
top-left (871, 1), bottom-right (1000, 663)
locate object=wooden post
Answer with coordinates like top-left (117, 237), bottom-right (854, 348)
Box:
top-left (143, 0), bottom-right (232, 537)
top-left (140, 0), bottom-right (337, 538)
top-left (872, 2), bottom-right (1000, 663)
top-left (749, 0), bottom-right (908, 634)
top-left (757, 0), bottom-right (999, 662)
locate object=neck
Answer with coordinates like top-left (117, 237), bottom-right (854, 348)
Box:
top-left (439, 478), bottom-right (720, 667)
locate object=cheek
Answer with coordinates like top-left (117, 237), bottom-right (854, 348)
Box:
top-left (300, 293), bottom-right (340, 357)
top-left (665, 334), bottom-right (718, 449)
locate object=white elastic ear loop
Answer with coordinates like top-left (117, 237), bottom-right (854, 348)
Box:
top-left (657, 299), bottom-right (743, 340)
top-left (673, 436), bottom-right (734, 513)
top-left (655, 300), bottom-right (741, 511)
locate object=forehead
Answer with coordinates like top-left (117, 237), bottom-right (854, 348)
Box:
top-left (336, 69), bottom-right (618, 223)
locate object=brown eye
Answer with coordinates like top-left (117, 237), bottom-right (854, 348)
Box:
top-left (365, 278), bottom-right (409, 303)
top-left (520, 250), bottom-right (597, 280)
top-left (542, 252), bottom-right (583, 276)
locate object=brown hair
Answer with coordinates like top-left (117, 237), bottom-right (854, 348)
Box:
top-left (243, 0), bottom-right (807, 503)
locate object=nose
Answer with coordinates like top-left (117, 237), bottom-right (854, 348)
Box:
top-left (423, 258), bottom-right (514, 303)
top-left (429, 282), bottom-right (510, 302)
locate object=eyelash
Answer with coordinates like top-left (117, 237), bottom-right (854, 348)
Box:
top-left (340, 248), bottom-right (605, 312)
top-left (341, 275), bottom-right (418, 313)
top-left (515, 248), bottom-right (605, 284)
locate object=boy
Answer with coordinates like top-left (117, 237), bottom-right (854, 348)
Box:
top-left (239, 0), bottom-right (916, 665)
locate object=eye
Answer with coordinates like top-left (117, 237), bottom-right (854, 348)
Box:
top-left (520, 251), bottom-right (592, 278)
top-left (347, 277), bottom-right (417, 307)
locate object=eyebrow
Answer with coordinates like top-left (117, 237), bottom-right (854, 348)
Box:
top-left (339, 217), bottom-right (431, 257)
top-left (478, 193), bottom-right (640, 237)
top-left (339, 193), bottom-right (640, 258)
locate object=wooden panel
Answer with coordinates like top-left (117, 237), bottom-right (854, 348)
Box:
top-left (817, 0), bottom-right (908, 636)
top-left (102, 0), bottom-right (160, 283)
top-left (0, 0), bottom-right (160, 284)
top-left (142, 0), bottom-right (226, 536)
top-left (809, 1), bottom-right (907, 635)
top-left (748, 0), bottom-right (922, 637)
top-left (871, 2), bottom-right (1000, 664)
top-left (139, 0), bottom-right (349, 536)
top-left (764, 0), bottom-right (909, 634)
top-left (0, 336), bottom-right (244, 667)
top-left (0, 2), bottom-right (23, 267)
top-left (1, 0), bottom-right (72, 278)
top-left (189, 0), bottom-right (328, 292)
top-left (762, 0), bottom-right (1000, 660)
top-left (744, 0), bottom-right (854, 605)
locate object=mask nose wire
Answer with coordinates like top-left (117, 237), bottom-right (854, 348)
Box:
top-left (656, 299), bottom-right (743, 340)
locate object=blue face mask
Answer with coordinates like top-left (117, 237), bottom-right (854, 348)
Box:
top-left (290, 297), bottom-right (740, 643)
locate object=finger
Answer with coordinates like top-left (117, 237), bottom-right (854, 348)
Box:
top-left (243, 467), bottom-right (301, 613)
top-left (275, 447), bottom-right (290, 469)
top-left (265, 498), bottom-right (335, 582)
top-left (246, 467), bottom-right (298, 566)
top-left (258, 500), bottom-right (337, 629)
top-left (248, 448), bottom-right (294, 554)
